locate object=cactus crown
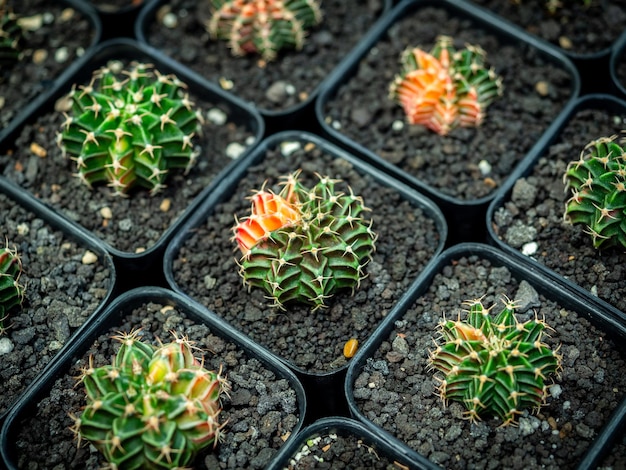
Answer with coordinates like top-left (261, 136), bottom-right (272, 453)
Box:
top-left (57, 61), bottom-right (203, 197)
top-left (563, 133), bottom-right (626, 250)
top-left (0, 243), bottom-right (24, 335)
top-left (72, 329), bottom-right (230, 469)
top-left (233, 170), bottom-right (377, 310)
top-left (0, 0), bottom-right (22, 69)
top-left (206, 0), bottom-right (323, 61)
top-left (428, 296), bottom-right (562, 426)
top-left (389, 35), bottom-right (503, 136)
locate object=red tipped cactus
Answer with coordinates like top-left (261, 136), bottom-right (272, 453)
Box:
top-left (389, 35), bottom-right (503, 136)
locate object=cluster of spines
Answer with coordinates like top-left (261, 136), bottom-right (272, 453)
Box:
top-left (0, 244), bottom-right (24, 335)
top-left (428, 296), bottom-right (562, 426)
top-left (72, 329), bottom-right (230, 469)
top-left (563, 133), bottom-right (626, 250)
top-left (205, 0), bottom-right (323, 61)
top-left (389, 35), bottom-right (503, 136)
top-left (233, 170), bottom-right (377, 310)
top-left (57, 61), bottom-right (203, 197)
top-left (0, 0), bottom-right (22, 67)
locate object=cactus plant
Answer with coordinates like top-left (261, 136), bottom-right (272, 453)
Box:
top-left (233, 170), bottom-right (377, 310)
top-left (563, 133), bottom-right (626, 250)
top-left (71, 329), bottom-right (230, 469)
top-left (389, 35), bottom-right (503, 136)
top-left (428, 296), bottom-right (562, 426)
top-left (57, 61), bottom-right (203, 197)
top-left (0, 0), bottom-right (23, 68)
top-left (0, 244), bottom-right (24, 335)
top-left (205, 0), bottom-right (323, 61)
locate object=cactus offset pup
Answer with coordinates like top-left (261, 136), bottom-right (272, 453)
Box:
top-left (0, 244), bottom-right (24, 335)
top-left (57, 61), bottom-right (203, 197)
top-left (390, 35), bottom-right (503, 136)
top-left (72, 329), bottom-right (230, 469)
top-left (428, 296), bottom-right (562, 426)
top-left (233, 170), bottom-right (377, 310)
top-left (206, 0), bottom-right (323, 61)
top-left (563, 133), bottom-right (626, 250)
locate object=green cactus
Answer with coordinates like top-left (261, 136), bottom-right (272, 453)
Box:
top-left (71, 329), bottom-right (230, 469)
top-left (233, 170), bottom-right (377, 310)
top-left (428, 296), bottom-right (562, 426)
top-left (0, 244), bottom-right (24, 335)
top-left (0, 0), bottom-right (23, 68)
top-left (57, 61), bottom-right (203, 197)
top-left (205, 0), bottom-right (323, 61)
top-left (563, 134), bottom-right (626, 250)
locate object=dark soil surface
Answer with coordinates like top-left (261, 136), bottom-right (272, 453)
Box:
top-left (470, 0), bottom-right (626, 56)
top-left (142, 0), bottom-right (387, 114)
top-left (171, 137), bottom-right (443, 373)
top-left (10, 301), bottom-right (301, 469)
top-left (491, 107), bottom-right (626, 313)
top-left (0, 192), bottom-right (112, 416)
top-left (0, 0), bottom-right (96, 131)
top-left (0, 63), bottom-right (256, 254)
top-left (322, 4), bottom-right (574, 201)
top-left (351, 253), bottom-right (626, 469)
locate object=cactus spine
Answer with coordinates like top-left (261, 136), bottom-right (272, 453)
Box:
top-left (233, 170), bottom-right (377, 310)
top-left (57, 61), bottom-right (203, 197)
top-left (563, 133), bottom-right (626, 250)
top-left (72, 329), bottom-right (229, 469)
top-left (428, 297), bottom-right (562, 426)
top-left (0, 244), bottom-right (24, 335)
top-left (206, 0), bottom-right (323, 61)
top-left (0, 0), bottom-right (22, 68)
top-left (389, 35), bottom-right (503, 136)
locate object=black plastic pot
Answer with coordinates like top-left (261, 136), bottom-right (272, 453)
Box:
top-left (0, 286), bottom-right (307, 469)
top-left (0, 37), bottom-right (264, 278)
top-left (346, 242), bottom-right (626, 469)
top-left (316, 0), bottom-right (580, 245)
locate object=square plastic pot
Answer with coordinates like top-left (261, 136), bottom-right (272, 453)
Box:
top-left (0, 37), bottom-right (264, 275)
top-left (0, 287), bottom-right (307, 469)
top-left (346, 242), bottom-right (626, 469)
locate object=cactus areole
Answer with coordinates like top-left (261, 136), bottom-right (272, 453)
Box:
top-left (428, 297), bottom-right (562, 426)
top-left (0, 244), bottom-right (24, 334)
top-left (233, 170), bottom-right (377, 310)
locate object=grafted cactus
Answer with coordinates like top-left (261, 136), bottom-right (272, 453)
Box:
top-left (0, 0), bottom-right (23, 68)
top-left (233, 170), bottom-right (377, 310)
top-left (205, 0), bottom-right (323, 61)
top-left (57, 61), bottom-right (203, 197)
top-left (563, 133), bottom-right (626, 250)
top-left (0, 244), bottom-right (24, 335)
top-left (72, 329), bottom-right (230, 469)
top-left (428, 296), bottom-right (562, 426)
top-left (390, 35), bottom-right (503, 136)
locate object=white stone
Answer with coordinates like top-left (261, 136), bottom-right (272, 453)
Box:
top-left (521, 241), bottom-right (538, 256)
top-left (391, 120), bottom-right (404, 132)
top-left (0, 337), bottom-right (14, 355)
top-left (478, 159), bottom-right (492, 176)
top-left (549, 384), bottom-right (562, 399)
top-left (280, 141), bottom-right (301, 157)
top-left (206, 108), bottom-right (227, 126)
top-left (226, 142), bottom-right (246, 160)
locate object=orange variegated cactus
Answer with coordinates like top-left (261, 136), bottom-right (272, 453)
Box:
top-left (390, 35), bottom-right (503, 135)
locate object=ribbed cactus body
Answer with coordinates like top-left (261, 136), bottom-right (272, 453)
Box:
top-left (0, 245), bottom-right (24, 334)
top-left (563, 134), bottom-right (626, 250)
top-left (390, 35), bottom-right (503, 136)
top-left (428, 297), bottom-right (561, 426)
top-left (0, 0), bottom-right (22, 68)
top-left (206, 0), bottom-right (322, 61)
top-left (57, 61), bottom-right (202, 197)
top-left (73, 330), bottom-right (229, 469)
top-left (233, 171), bottom-right (377, 310)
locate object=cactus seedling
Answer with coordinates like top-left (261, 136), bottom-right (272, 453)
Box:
top-left (206, 0), bottom-right (323, 61)
top-left (72, 329), bottom-right (230, 469)
top-left (0, 244), bottom-right (24, 335)
top-left (563, 133), bottom-right (626, 250)
top-left (233, 170), bottom-right (377, 310)
top-left (57, 61), bottom-right (203, 197)
top-left (389, 35), bottom-right (503, 136)
top-left (0, 0), bottom-right (23, 68)
top-left (428, 296), bottom-right (562, 426)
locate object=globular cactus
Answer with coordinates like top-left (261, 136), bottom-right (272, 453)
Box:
top-left (428, 296), bottom-right (562, 426)
top-left (0, 244), bottom-right (24, 335)
top-left (0, 0), bottom-right (23, 67)
top-left (233, 170), bottom-right (377, 310)
top-left (205, 0), bottom-right (323, 61)
top-left (563, 133), bottom-right (626, 250)
top-left (71, 329), bottom-right (230, 469)
top-left (389, 35), bottom-right (503, 136)
top-left (57, 61), bottom-right (203, 197)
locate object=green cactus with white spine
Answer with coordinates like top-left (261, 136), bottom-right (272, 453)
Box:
top-left (428, 296), bottom-right (562, 426)
top-left (0, 0), bottom-right (22, 68)
top-left (206, 0), bottom-right (323, 61)
top-left (57, 61), bottom-right (203, 197)
top-left (0, 244), bottom-right (24, 335)
top-left (71, 329), bottom-right (230, 469)
top-left (563, 133), bottom-right (626, 250)
top-left (233, 170), bottom-right (377, 310)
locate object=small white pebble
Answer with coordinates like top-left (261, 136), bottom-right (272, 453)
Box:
top-left (549, 384), bottom-right (562, 399)
top-left (285, 83), bottom-right (296, 95)
top-left (563, 400), bottom-right (571, 410)
top-left (521, 241), bottom-right (538, 256)
top-left (0, 337), bottom-right (14, 355)
top-left (245, 135), bottom-right (256, 145)
top-left (280, 141), bottom-right (301, 157)
top-left (478, 159), bottom-right (492, 176)
top-left (49, 340), bottom-right (63, 351)
top-left (332, 120), bottom-right (341, 130)
top-left (391, 120), bottom-right (404, 132)
top-left (206, 108), bottom-right (227, 126)
top-left (18, 14), bottom-right (43, 31)
top-left (100, 206), bottom-right (112, 219)
top-left (162, 12), bottom-right (178, 28)
top-left (368, 382), bottom-right (376, 388)
top-left (82, 250), bottom-right (98, 265)
top-left (55, 47), bottom-right (69, 63)
top-left (590, 285), bottom-right (598, 297)
top-left (17, 223), bottom-right (29, 235)
top-left (226, 142), bottom-right (246, 159)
